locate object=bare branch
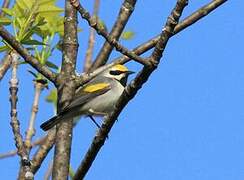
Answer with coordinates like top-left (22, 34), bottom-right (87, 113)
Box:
top-left (9, 51), bottom-right (33, 180)
top-left (73, 0), bottom-right (188, 179)
top-left (74, 0), bottom-right (228, 89)
top-left (52, 0), bottom-right (78, 179)
top-left (0, 136), bottom-right (46, 159)
top-left (0, 53), bottom-right (12, 81)
top-left (112, 0), bottom-right (228, 65)
top-left (0, 25), bottom-right (57, 84)
top-left (83, 0), bottom-right (100, 72)
top-left (91, 0), bottom-right (137, 70)
top-left (70, 0), bottom-right (149, 66)
top-left (25, 82), bottom-right (45, 154)
top-left (31, 130), bottom-right (56, 174)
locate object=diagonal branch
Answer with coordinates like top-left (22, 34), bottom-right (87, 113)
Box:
top-left (73, 0), bottom-right (188, 179)
top-left (0, 25), bottom-right (57, 84)
top-left (31, 130), bottom-right (56, 174)
top-left (0, 136), bottom-right (46, 159)
top-left (70, 0), bottom-right (149, 66)
top-left (74, 0), bottom-right (228, 88)
top-left (90, 0), bottom-right (137, 71)
top-left (112, 0), bottom-right (228, 64)
top-left (83, 0), bottom-right (100, 72)
top-left (0, 53), bottom-right (12, 81)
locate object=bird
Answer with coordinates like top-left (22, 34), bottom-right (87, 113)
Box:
top-left (40, 64), bottom-right (134, 131)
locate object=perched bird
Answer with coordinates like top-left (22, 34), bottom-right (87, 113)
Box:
top-left (40, 64), bottom-right (134, 131)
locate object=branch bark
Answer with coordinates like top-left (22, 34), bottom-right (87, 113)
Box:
top-left (9, 51), bottom-right (33, 180)
top-left (73, 0), bottom-right (188, 179)
top-left (25, 81), bottom-right (45, 154)
top-left (0, 53), bottom-right (12, 81)
top-left (70, 0), bottom-right (149, 66)
top-left (0, 25), bottom-right (57, 84)
top-left (74, 0), bottom-right (228, 88)
top-left (83, 0), bottom-right (100, 72)
top-left (52, 0), bottom-right (78, 179)
top-left (90, 0), bottom-right (137, 70)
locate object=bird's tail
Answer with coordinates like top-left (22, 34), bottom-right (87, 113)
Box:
top-left (40, 115), bottom-right (63, 131)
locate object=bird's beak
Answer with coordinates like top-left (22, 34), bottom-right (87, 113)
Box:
top-left (126, 71), bottom-right (135, 75)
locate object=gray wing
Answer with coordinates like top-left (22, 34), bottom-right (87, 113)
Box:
top-left (61, 76), bottom-right (111, 114)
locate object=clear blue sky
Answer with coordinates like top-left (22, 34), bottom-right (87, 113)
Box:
top-left (0, 1), bottom-right (243, 179)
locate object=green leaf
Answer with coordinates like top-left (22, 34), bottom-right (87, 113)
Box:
top-left (46, 88), bottom-right (57, 105)
top-left (121, 31), bottom-right (135, 40)
top-left (0, 17), bottom-right (12, 25)
top-left (0, 45), bottom-right (8, 52)
top-left (21, 39), bottom-right (46, 45)
top-left (27, 70), bottom-right (38, 78)
top-left (1, 8), bottom-right (13, 16)
top-left (97, 18), bottom-right (107, 32)
top-left (46, 61), bottom-right (59, 70)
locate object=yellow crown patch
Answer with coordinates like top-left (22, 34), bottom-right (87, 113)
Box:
top-left (83, 83), bottom-right (110, 93)
top-left (113, 64), bottom-right (128, 72)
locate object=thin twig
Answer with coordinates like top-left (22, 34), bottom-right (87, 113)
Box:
top-left (83, 0), bottom-right (100, 72)
top-left (0, 136), bottom-right (46, 159)
top-left (31, 129), bottom-right (56, 174)
top-left (9, 51), bottom-right (33, 180)
top-left (25, 81), bottom-right (45, 154)
top-left (0, 25), bottom-right (57, 84)
top-left (90, 0), bottom-right (137, 71)
top-left (70, 0), bottom-right (149, 66)
top-left (0, 53), bottom-right (12, 81)
top-left (73, 0), bottom-right (188, 179)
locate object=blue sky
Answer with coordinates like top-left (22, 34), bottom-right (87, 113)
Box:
top-left (0, 0), bottom-right (243, 179)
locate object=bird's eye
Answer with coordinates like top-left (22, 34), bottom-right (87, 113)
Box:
top-left (109, 70), bottom-right (123, 75)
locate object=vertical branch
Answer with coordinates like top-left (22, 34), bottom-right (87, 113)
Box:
top-left (52, 0), bottom-right (78, 179)
top-left (83, 0), bottom-right (100, 72)
top-left (25, 81), bottom-right (45, 154)
top-left (9, 51), bottom-right (33, 180)
top-left (90, 0), bottom-right (137, 71)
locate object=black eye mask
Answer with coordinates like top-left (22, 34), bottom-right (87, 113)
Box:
top-left (109, 70), bottom-right (124, 75)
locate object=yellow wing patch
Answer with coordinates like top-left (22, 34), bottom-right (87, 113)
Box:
top-left (113, 64), bottom-right (128, 72)
top-left (83, 83), bottom-right (110, 93)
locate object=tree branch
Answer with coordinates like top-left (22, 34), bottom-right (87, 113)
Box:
top-left (25, 81), bottom-right (45, 154)
top-left (70, 0), bottom-right (149, 66)
top-left (31, 130), bottom-right (56, 174)
top-left (0, 53), bottom-right (12, 81)
top-left (74, 0), bottom-right (228, 88)
top-left (0, 25), bottom-right (57, 84)
top-left (9, 51), bottom-right (33, 180)
top-left (90, 0), bottom-right (137, 71)
top-left (73, 0), bottom-right (188, 179)
top-left (0, 136), bottom-right (46, 159)
top-left (52, 0), bottom-right (78, 179)
top-left (111, 0), bottom-right (228, 64)
top-left (83, 0), bottom-right (100, 72)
